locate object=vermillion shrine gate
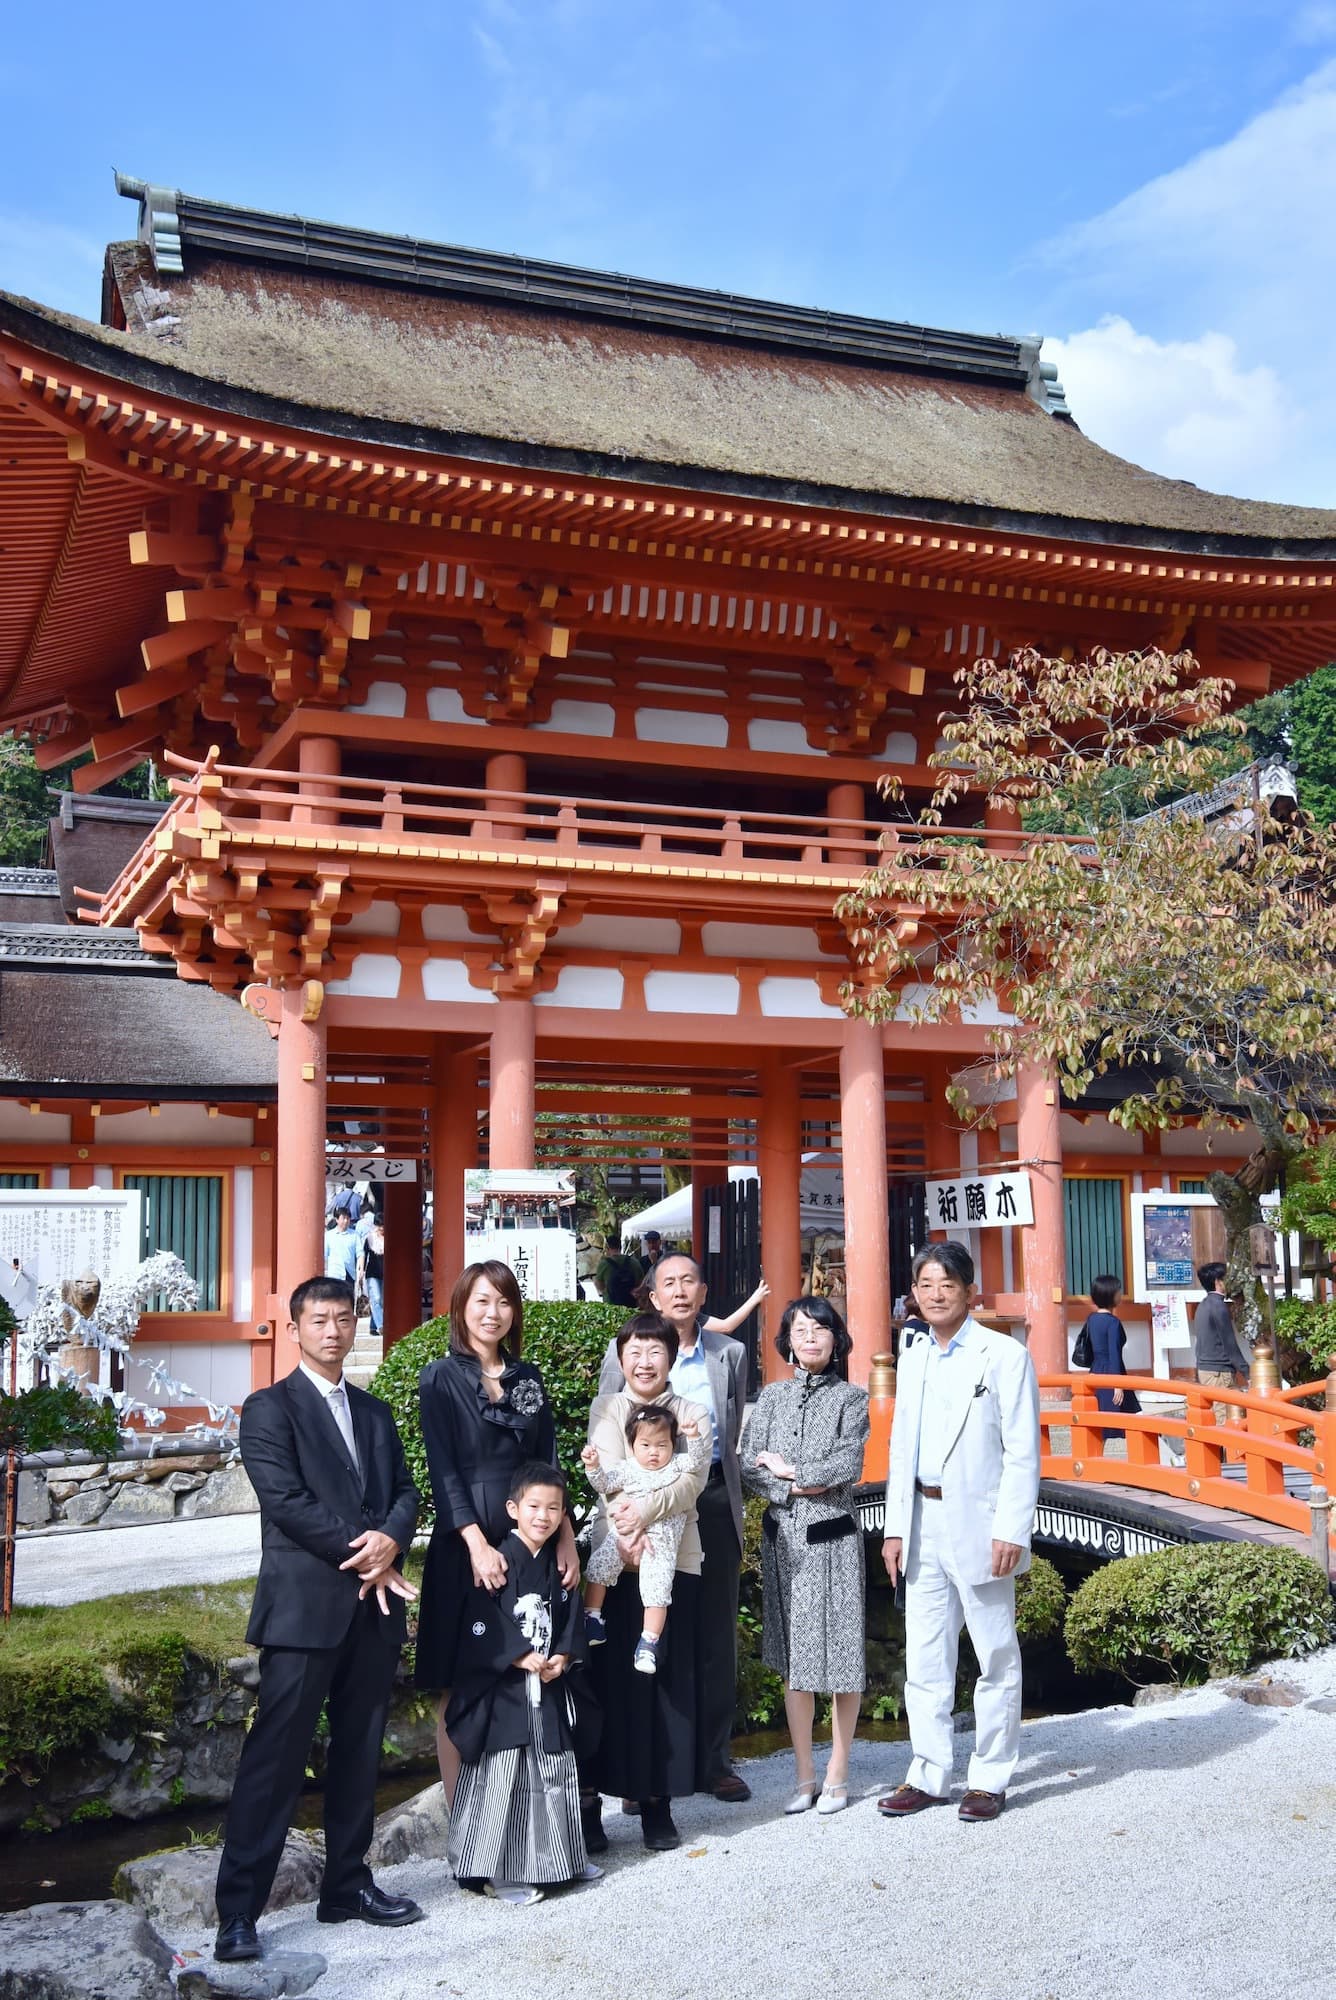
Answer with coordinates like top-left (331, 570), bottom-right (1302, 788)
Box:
top-left (3, 175), bottom-right (1336, 1407)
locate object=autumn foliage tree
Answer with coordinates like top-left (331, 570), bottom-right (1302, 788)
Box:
top-left (838, 646), bottom-right (1336, 1307)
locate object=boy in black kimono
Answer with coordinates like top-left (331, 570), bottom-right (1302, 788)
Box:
top-left (446, 1461), bottom-right (599, 1906)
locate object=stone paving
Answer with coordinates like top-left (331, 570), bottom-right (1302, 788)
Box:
top-left (13, 1511), bottom-right (262, 1606)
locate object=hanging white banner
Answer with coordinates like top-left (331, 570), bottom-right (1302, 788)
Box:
top-left (923, 1170), bottom-right (1034, 1231)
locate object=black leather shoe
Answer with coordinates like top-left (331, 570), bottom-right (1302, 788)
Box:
top-left (581, 1797), bottom-right (609, 1855)
top-left (640, 1798), bottom-right (681, 1851)
top-left (214, 1915), bottom-right (261, 1961)
top-left (316, 1882), bottom-right (426, 1926)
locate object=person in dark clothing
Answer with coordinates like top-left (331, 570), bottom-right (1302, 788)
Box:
top-left (1193, 1261), bottom-right (1252, 1425)
top-left (595, 1237), bottom-right (643, 1307)
top-left (415, 1261), bottom-right (579, 1804)
top-left (212, 1277), bottom-right (422, 1964)
top-left (446, 1462), bottom-right (598, 1906)
top-left (1081, 1274), bottom-right (1140, 1448)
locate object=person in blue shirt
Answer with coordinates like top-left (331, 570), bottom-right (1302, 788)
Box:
top-left (324, 1209), bottom-right (360, 1285)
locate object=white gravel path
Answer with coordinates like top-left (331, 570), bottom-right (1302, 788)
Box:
top-left (167, 1647), bottom-right (1336, 2000)
top-left (13, 1514), bottom-right (261, 1606)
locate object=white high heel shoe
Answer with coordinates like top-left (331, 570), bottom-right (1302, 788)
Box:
top-left (784, 1778), bottom-right (820, 1815)
top-left (817, 1781), bottom-right (849, 1816)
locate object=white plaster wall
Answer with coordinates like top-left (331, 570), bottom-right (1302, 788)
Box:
top-left (427, 686), bottom-right (484, 724)
top-left (96, 1106), bottom-right (248, 1146)
top-left (92, 1167), bottom-right (113, 1188)
top-left (0, 1104), bottom-right (70, 1142)
top-left (557, 915), bottom-right (681, 954)
top-left (961, 996), bottom-right (1018, 1026)
top-left (873, 732), bottom-right (919, 763)
top-left (634, 707), bottom-right (729, 748)
top-left (232, 1167), bottom-right (253, 1321)
top-left (344, 901), bottom-right (401, 937)
top-left (422, 905), bottom-right (498, 942)
top-left (758, 977), bottom-right (845, 1019)
top-left (644, 971), bottom-right (740, 1014)
top-left (1161, 1124), bottom-right (1259, 1155)
top-left (534, 967), bottom-right (624, 1009)
top-left (701, 922), bottom-right (839, 962)
top-left (348, 680), bottom-right (407, 716)
top-left (326, 954), bottom-right (402, 999)
top-left (1058, 1116), bottom-right (1143, 1155)
top-left (893, 982), bottom-right (936, 1018)
top-left (533, 699), bottom-right (616, 736)
top-left (126, 1342), bottom-right (253, 1410)
top-left (423, 958), bottom-right (497, 1003)
top-left (746, 718), bottom-right (820, 756)
top-left (48, 1166), bottom-right (70, 1189)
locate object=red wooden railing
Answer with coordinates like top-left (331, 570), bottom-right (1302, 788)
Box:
top-left (862, 1372), bottom-right (1335, 1558)
top-left (80, 747), bottom-right (1089, 926)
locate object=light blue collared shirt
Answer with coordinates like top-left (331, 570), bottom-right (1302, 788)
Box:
top-left (914, 1327), bottom-right (970, 1487)
top-left (670, 1329), bottom-right (718, 1464)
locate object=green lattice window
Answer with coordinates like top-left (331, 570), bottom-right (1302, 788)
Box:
top-left (123, 1174), bottom-right (224, 1311)
top-left (0, 1174), bottom-right (39, 1189)
top-left (1064, 1177), bottom-right (1126, 1297)
top-left (1177, 1179), bottom-right (1207, 1195)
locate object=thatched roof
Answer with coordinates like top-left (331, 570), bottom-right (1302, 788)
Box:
top-left (0, 965), bottom-right (276, 1094)
top-left (4, 176), bottom-right (1333, 555)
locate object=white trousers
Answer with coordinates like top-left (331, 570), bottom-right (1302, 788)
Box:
top-left (903, 1496), bottom-right (1023, 1797)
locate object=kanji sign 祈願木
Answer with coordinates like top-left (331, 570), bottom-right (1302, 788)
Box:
top-left (923, 1171), bottom-right (1034, 1231)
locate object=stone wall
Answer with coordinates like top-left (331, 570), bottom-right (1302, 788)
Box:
top-left (17, 1453), bottom-right (257, 1530)
top-left (2, 1653), bottom-right (437, 1837)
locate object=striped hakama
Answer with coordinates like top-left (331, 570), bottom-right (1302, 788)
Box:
top-left (448, 1694), bottom-right (587, 1887)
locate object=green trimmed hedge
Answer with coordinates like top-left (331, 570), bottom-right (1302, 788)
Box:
top-left (369, 1300), bottom-right (628, 1521)
top-left (1065, 1540), bottom-right (1333, 1683)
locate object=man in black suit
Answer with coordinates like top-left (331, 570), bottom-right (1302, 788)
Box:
top-left (214, 1276), bottom-right (424, 1963)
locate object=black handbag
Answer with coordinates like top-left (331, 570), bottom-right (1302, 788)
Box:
top-left (1072, 1321), bottom-right (1094, 1370)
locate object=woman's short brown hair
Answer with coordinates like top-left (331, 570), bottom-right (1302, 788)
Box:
top-left (449, 1260), bottom-right (524, 1362)
top-left (613, 1310), bottom-right (679, 1367)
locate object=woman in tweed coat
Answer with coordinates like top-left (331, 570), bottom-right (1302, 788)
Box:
top-left (741, 1297), bottom-right (869, 1817)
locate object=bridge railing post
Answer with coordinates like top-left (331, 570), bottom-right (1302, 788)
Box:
top-left (1309, 1485), bottom-right (1331, 1578)
top-left (1183, 1379), bottom-right (1224, 1495)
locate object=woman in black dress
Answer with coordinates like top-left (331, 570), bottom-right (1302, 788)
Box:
top-left (580, 1313), bottom-right (711, 1855)
top-left (415, 1259), bottom-right (578, 1801)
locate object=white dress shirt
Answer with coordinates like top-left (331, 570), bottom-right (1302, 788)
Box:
top-left (300, 1360), bottom-right (360, 1474)
top-left (914, 1327), bottom-right (970, 1486)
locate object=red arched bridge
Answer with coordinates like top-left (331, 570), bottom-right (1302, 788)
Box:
top-left (857, 1372), bottom-right (1336, 1574)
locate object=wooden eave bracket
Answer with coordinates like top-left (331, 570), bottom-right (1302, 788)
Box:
top-left (479, 885), bottom-right (568, 994)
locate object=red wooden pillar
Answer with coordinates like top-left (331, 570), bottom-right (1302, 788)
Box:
top-left (1017, 1060), bottom-right (1067, 1377)
top-left (489, 999), bottom-right (536, 1170)
top-left (432, 1041), bottom-right (477, 1312)
top-left (757, 1058), bottom-right (803, 1382)
top-left (274, 984), bottom-right (327, 1375)
top-left (690, 1114), bottom-right (728, 1262)
top-left (840, 1018), bottom-right (891, 1386)
top-left (382, 1173), bottom-right (424, 1348)
top-left (294, 733), bottom-right (340, 825)
top-left (486, 752), bottom-right (527, 842)
top-left (827, 780), bottom-right (866, 868)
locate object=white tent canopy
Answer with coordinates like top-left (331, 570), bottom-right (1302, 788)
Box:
top-left (621, 1165), bottom-right (843, 1244)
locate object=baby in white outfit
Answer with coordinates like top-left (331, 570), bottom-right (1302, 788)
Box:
top-left (581, 1403), bottom-right (710, 1674)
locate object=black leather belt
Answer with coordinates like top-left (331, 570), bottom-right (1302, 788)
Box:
top-left (915, 1479), bottom-right (943, 1499)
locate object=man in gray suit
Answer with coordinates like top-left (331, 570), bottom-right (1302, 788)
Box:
top-left (598, 1253), bottom-right (751, 1800)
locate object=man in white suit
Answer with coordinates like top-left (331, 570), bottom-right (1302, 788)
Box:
top-left (878, 1240), bottom-right (1040, 1822)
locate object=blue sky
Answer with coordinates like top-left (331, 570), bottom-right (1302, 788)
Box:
top-left (2, 0), bottom-right (1334, 505)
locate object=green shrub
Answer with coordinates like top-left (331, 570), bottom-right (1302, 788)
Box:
top-left (370, 1299), bottom-right (628, 1521)
top-left (0, 1382), bottom-right (120, 1456)
top-left (1065, 1540), bottom-right (1333, 1684)
top-left (1273, 1297), bottom-right (1336, 1380)
top-left (1014, 1555), bottom-right (1066, 1644)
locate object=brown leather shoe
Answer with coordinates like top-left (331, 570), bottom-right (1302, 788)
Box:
top-left (877, 1784), bottom-right (950, 1817)
top-left (710, 1768), bottom-right (752, 1803)
top-left (958, 1789), bottom-right (1005, 1821)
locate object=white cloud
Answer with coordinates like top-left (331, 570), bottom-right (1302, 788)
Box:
top-left (1043, 318), bottom-right (1298, 496)
top-left (1037, 59), bottom-right (1336, 506)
